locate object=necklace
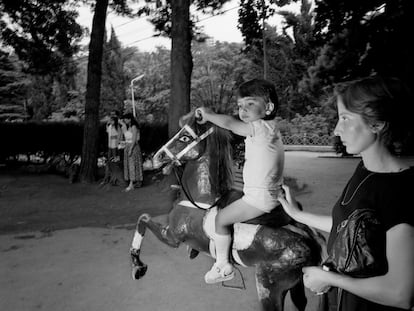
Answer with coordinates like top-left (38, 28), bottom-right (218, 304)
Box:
top-left (341, 172), bottom-right (375, 206)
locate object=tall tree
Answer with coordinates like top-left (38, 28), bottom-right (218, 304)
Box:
top-left (101, 26), bottom-right (125, 116)
top-left (80, 0), bottom-right (110, 182)
top-left (169, 0), bottom-right (192, 136)
top-left (80, 0), bottom-right (135, 183)
top-left (138, 0), bottom-right (232, 137)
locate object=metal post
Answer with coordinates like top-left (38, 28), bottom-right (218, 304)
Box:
top-left (262, 0), bottom-right (267, 80)
top-left (130, 74), bottom-right (145, 118)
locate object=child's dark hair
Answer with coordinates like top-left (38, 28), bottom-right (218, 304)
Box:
top-left (334, 75), bottom-right (414, 154)
top-left (122, 113), bottom-right (139, 128)
top-left (110, 116), bottom-right (119, 129)
top-left (111, 109), bottom-right (120, 117)
top-left (237, 78), bottom-right (279, 120)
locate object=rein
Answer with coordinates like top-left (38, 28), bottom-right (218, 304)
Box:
top-left (155, 125), bottom-right (214, 166)
top-left (157, 124), bottom-right (216, 211)
top-left (173, 166), bottom-right (218, 211)
top-left (159, 122), bottom-right (247, 289)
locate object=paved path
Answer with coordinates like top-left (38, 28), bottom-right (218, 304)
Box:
top-left (4, 152), bottom-right (410, 311)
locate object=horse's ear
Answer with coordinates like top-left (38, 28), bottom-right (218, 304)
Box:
top-left (179, 110), bottom-right (195, 128)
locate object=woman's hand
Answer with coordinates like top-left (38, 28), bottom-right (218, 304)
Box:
top-left (277, 185), bottom-right (301, 218)
top-left (302, 266), bottom-right (332, 295)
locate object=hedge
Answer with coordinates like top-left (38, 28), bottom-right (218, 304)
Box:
top-left (0, 121), bottom-right (168, 160)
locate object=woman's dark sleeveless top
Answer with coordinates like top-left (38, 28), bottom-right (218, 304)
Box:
top-left (321, 161), bottom-right (414, 311)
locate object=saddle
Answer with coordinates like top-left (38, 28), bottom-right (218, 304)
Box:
top-left (186, 189), bottom-right (297, 261)
top-left (216, 189), bottom-right (295, 228)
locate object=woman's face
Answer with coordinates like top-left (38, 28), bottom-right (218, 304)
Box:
top-left (237, 96), bottom-right (267, 123)
top-left (334, 97), bottom-right (377, 155)
top-left (124, 118), bottom-right (131, 125)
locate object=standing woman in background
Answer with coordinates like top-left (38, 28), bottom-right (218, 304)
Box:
top-left (278, 75), bottom-right (414, 311)
top-left (120, 113), bottom-right (143, 192)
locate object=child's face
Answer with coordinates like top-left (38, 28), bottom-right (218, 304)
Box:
top-left (237, 96), bottom-right (267, 123)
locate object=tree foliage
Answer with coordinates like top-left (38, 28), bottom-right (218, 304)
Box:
top-left (136, 0), bottom-right (232, 136)
top-left (0, 0), bottom-right (83, 75)
top-left (100, 26), bottom-right (125, 115)
top-left (308, 0), bottom-right (414, 90)
top-left (237, 0), bottom-right (297, 51)
top-left (0, 50), bottom-right (30, 121)
top-left (237, 0), bottom-right (317, 119)
top-left (124, 46), bottom-right (171, 124)
top-left (192, 41), bottom-right (254, 113)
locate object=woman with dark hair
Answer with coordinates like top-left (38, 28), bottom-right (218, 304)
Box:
top-left (278, 75), bottom-right (414, 311)
top-left (120, 113), bottom-right (143, 192)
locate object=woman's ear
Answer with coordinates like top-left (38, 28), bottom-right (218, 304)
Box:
top-left (370, 122), bottom-right (385, 133)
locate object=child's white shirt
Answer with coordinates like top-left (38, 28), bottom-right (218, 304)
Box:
top-left (107, 124), bottom-right (120, 149)
top-left (242, 119), bottom-right (284, 212)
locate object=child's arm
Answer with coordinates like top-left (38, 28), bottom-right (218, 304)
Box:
top-left (119, 120), bottom-right (127, 134)
top-left (196, 107), bottom-right (251, 137)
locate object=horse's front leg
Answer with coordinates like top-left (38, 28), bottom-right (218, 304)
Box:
top-left (256, 265), bottom-right (303, 311)
top-left (130, 213), bottom-right (180, 280)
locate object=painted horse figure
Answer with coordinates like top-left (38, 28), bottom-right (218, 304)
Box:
top-left (130, 111), bottom-right (325, 311)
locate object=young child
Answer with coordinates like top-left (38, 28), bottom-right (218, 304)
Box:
top-left (195, 78), bottom-right (285, 284)
top-left (106, 116), bottom-right (122, 162)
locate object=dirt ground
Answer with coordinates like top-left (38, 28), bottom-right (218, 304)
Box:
top-left (2, 152), bottom-right (410, 311)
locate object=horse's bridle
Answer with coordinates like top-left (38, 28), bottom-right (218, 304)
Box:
top-left (155, 124), bottom-right (216, 210)
top-left (154, 124), bottom-right (214, 166)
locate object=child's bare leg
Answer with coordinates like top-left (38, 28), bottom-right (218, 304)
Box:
top-left (205, 199), bottom-right (264, 284)
top-left (215, 198), bottom-right (265, 234)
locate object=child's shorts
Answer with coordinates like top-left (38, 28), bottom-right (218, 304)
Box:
top-left (242, 187), bottom-right (281, 213)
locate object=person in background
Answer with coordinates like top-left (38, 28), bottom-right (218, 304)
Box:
top-left (120, 113), bottom-right (143, 192)
top-left (110, 109), bottom-right (120, 118)
top-left (278, 75), bottom-right (414, 311)
top-left (195, 78), bottom-right (285, 284)
top-left (106, 115), bottom-right (122, 162)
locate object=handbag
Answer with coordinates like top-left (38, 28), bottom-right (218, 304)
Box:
top-left (322, 208), bottom-right (388, 278)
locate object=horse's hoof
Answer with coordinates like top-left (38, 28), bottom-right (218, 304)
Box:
top-left (187, 247), bottom-right (199, 259)
top-left (131, 264), bottom-right (148, 280)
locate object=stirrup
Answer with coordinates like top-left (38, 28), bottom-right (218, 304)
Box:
top-left (204, 262), bottom-right (234, 284)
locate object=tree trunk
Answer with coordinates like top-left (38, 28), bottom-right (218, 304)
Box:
top-left (79, 0), bottom-right (109, 183)
top-left (169, 0), bottom-right (193, 137)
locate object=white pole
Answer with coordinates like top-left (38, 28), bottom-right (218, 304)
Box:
top-left (131, 82), bottom-right (136, 117)
top-left (130, 74), bottom-right (145, 118)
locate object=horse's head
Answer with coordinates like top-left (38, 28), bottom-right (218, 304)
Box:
top-left (152, 110), bottom-right (234, 203)
top-left (152, 110), bottom-right (213, 171)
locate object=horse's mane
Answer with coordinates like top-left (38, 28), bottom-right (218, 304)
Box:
top-left (182, 113), bottom-right (233, 197)
top-left (180, 110), bottom-right (234, 197)
top-left (205, 124), bottom-right (234, 196)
